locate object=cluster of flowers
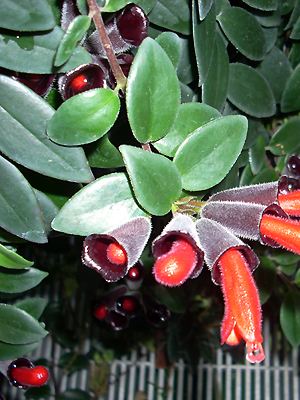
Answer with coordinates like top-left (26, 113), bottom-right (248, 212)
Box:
top-left (93, 262), bottom-right (170, 330)
top-left (82, 159), bottom-right (300, 364)
top-left (1, 1), bottom-right (148, 99)
top-left (0, 357), bottom-right (48, 392)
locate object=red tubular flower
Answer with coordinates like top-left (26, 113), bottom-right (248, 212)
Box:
top-left (218, 248), bottom-right (265, 364)
top-left (278, 190), bottom-right (300, 217)
top-left (260, 213), bottom-right (300, 255)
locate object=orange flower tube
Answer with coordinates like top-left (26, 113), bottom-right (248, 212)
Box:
top-left (278, 190), bottom-right (300, 217)
top-left (218, 248), bottom-right (265, 363)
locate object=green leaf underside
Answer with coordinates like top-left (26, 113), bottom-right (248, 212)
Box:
top-left (0, 156), bottom-right (47, 243)
top-left (0, 268), bottom-right (48, 294)
top-left (34, 189), bottom-right (59, 234)
top-left (0, 341), bottom-right (40, 361)
top-left (202, 31), bottom-right (229, 110)
top-left (120, 145), bottom-right (182, 216)
top-left (198, 0), bottom-right (214, 20)
top-left (193, 1), bottom-right (216, 86)
top-left (102, 0), bottom-right (157, 12)
top-left (55, 15), bottom-right (91, 66)
top-left (268, 117), bottom-right (300, 156)
top-left (0, 244), bottom-right (33, 269)
top-left (15, 297), bottom-right (48, 320)
top-left (249, 135), bottom-right (266, 175)
top-left (0, 0), bottom-right (55, 32)
top-left (0, 27), bottom-right (92, 74)
top-left (153, 103), bottom-right (221, 156)
top-left (126, 38), bottom-right (180, 143)
top-left (280, 291), bottom-right (300, 347)
top-left (0, 75), bottom-right (93, 183)
top-left (87, 136), bottom-right (124, 168)
top-left (48, 89), bottom-right (120, 146)
top-left (281, 65), bottom-right (300, 113)
top-left (149, 0), bottom-right (191, 35)
top-left (174, 115), bottom-right (248, 190)
top-left (241, 0), bottom-right (278, 11)
top-left (0, 304), bottom-right (47, 345)
top-left (217, 7), bottom-right (266, 61)
top-left (155, 32), bottom-right (181, 68)
top-left (227, 63), bottom-right (276, 118)
top-left (52, 173), bottom-right (148, 236)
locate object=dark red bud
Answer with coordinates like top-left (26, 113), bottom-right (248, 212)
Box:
top-left (116, 4), bottom-right (148, 46)
top-left (8, 358), bottom-right (49, 389)
top-left (287, 155), bottom-right (300, 178)
top-left (107, 310), bottom-right (129, 331)
top-left (146, 303), bottom-right (171, 327)
top-left (93, 303), bottom-right (108, 320)
top-left (278, 175), bottom-right (300, 195)
top-left (116, 295), bottom-right (139, 316)
top-left (127, 262), bottom-right (143, 281)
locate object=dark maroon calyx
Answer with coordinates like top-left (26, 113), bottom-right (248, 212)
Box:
top-left (93, 303), bottom-right (109, 320)
top-left (61, 0), bottom-right (79, 30)
top-left (7, 358), bottom-right (33, 389)
top-left (260, 204), bottom-right (289, 247)
top-left (127, 262), bottom-right (143, 281)
top-left (116, 295), bottom-right (140, 316)
top-left (59, 63), bottom-right (109, 100)
top-left (116, 4), bottom-right (149, 46)
top-left (278, 175), bottom-right (300, 195)
top-left (107, 310), bottom-right (129, 331)
top-left (146, 303), bottom-right (171, 327)
top-left (287, 155), bottom-right (300, 178)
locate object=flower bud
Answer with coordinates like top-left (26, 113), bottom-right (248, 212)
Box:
top-left (6, 358), bottom-right (49, 389)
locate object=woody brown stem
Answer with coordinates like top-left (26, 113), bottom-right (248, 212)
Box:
top-left (87, 0), bottom-right (127, 90)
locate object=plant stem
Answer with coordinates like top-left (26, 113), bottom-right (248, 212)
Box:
top-left (87, 0), bottom-right (127, 90)
top-left (142, 143), bottom-right (152, 151)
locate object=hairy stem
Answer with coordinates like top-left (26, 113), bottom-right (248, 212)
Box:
top-left (87, 0), bottom-right (127, 90)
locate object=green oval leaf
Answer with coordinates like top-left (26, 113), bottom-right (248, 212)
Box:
top-left (198, 0), bottom-right (214, 20)
top-left (52, 173), bottom-right (148, 236)
top-left (249, 135), bottom-right (267, 175)
top-left (218, 7), bottom-right (266, 60)
top-left (202, 31), bottom-right (229, 110)
top-left (281, 65), bottom-right (300, 113)
top-left (120, 145), bottom-right (182, 216)
top-left (0, 304), bottom-right (48, 345)
top-left (0, 244), bottom-right (33, 269)
top-left (0, 0), bottom-right (55, 32)
top-left (228, 63), bottom-right (276, 118)
top-left (241, 0), bottom-right (278, 11)
top-left (280, 290), bottom-right (300, 347)
top-left (0, 75), bottom-right (93, 183)
top-left (268, 117), bottom-right (300, 156)
top-left (0, 268), bottom-right (48, 294)
top-left (153, 103), bottom-right (221, 156)
top-left (34, 189), bottom-right (59, 235)
top-left (0, 27), bottom-right (92, 74)
top-left (48, 89), bottom-right (120, 146)
top-left (149, 0), bottom-right (191, 35)
top-left (174, 115), bottom-right (248, 191)
top-left (257, 47), bottom-right (292, 103)
top-left (155, 32), bottom-right (181, 68)
top-left (193, 0), bottom-right (216, 86)
top-left (0, 156), bottom-right (47, 243)
top-left (0, 341), bottom-right (40, 361)
top-left (87, 136), bottom-right (124, 168)
top-left (15, 297), bottom-right (48, 320)
top-left (57, 389), bottom-right (91, 400)
top-left (55, 16), bottom-right (91, 66)
top-left (126, 38), bottom-right (180, 143)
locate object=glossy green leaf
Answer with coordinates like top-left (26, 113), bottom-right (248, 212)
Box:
top-left (135, 0), bottom-right (157, 13)
top-left (55, 16), bottom-right (91, 66)
top-left (174, 115), bottom-right (248, 190)
top-left (257, 47), bottom-right (292, 103)
top-left (281, 65), bottom-right (300, 113)
top-left (0, 0), bottom-right (55, 31)
top-left (263, 27), bottom-right (278, 53)
top-left (48, 89), bottom-right (120, 146)
top-left (217, 7), bottom-right (266, 60)
top-left (153, 103), bottom-right (221, 156)
top-left (34, 190), bottom-right (59, 234)
top-left (180, 83), bottom-right (197, 103)
top-left (57, 389), bottom-right (91, 400)
top-left (0, 27), bottom-right (92, 74)
top-left (0, 156), bottom-right (47, 243)
top-left (202, 32), bottom-right (229, 110)
top-left (120, 145), bottom-right (182, 215)
top-left (228, 63), bottom-right (276, 118)
top-left (15, 298), bottom-right (48, 320)
top-left (87, 136), bottom-right (124, 168)
top-left (268, 117), bottom-right (300, 156)
top-left (291, 16), bottom-right (300, 39)
top-left (52, 173), bottom-right (147, 236)
top-left (126, 38), bottom-right (180, 143)
top-left (193, 0), bottom-right (216, 86)
top-left (0, 268), bottom-right (48, 294)
top-left (198, 0), bottom-right (214, 20)
top-left (249, 135), bottom-right (266, 175)
top-left (241, 0), bottom-right (278, 11)
top-left (280, 290), bottom-right (300, 347)
top-left (289, 42), bottom-right (300, 69)
top-left (149, 0), bottom-right (191, 34)
top-left (0, 244), bottom-right (33, 269)
top-left (250, 167), bottom-right (277, 184)
top-left (156, 32), bottom-right (181, 68)
top-left (0, 75), bottom-right (93, 183)
top-left (285, 0), bottom-right (300, 29)
top-left (0, 341), bottom-right (39, 361)
top-left (295, 269), bottom-right (300, 287)
top-left (177, 37), bottom-right (193, 84)
top-left (0, 304), bottom-right (48, 345)
top-left (25, 385), bottom-right (51, 399)
top-left (255, 10), bottom-right (281, 27)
